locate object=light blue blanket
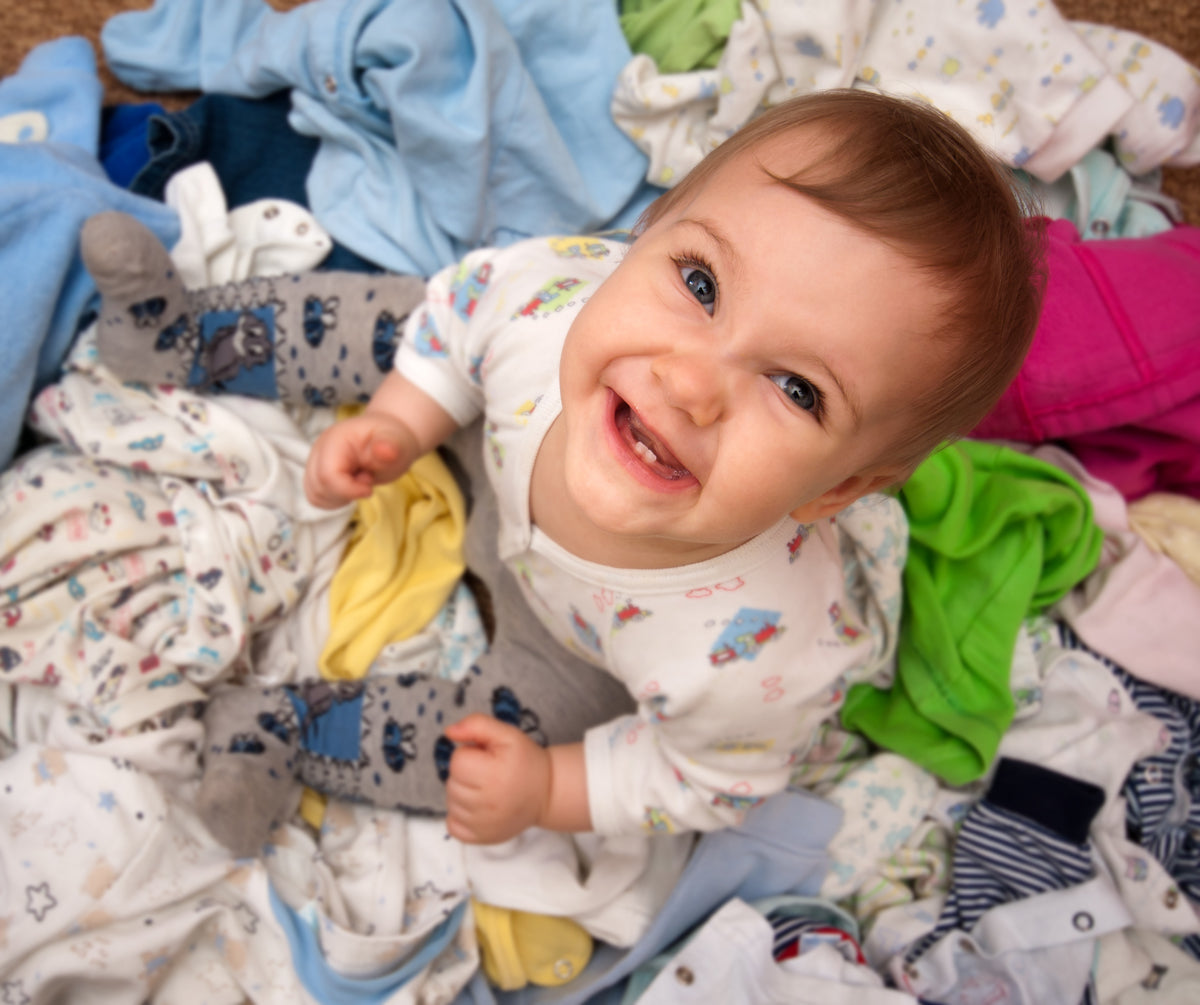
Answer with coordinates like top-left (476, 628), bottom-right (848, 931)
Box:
top-left (101, 0), bottom-right (659, 277)
top-left (0, 37), bottom-right (180, 471)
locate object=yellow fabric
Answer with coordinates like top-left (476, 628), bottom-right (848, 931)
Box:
top-left (473, 901), bottom-right (527, 990)
top-left (320, 446), bottom-right (467, 680)
top-left (297, 787), bottom-right (328, 831)
top-left (511, 909), bottom-right (593, 987)
top-left (1128, 492), bottom-right (1200, 587)
top-left (472, 900), bottom-right (592, 990)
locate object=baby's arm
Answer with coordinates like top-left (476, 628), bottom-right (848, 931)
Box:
top-left (441, 694), bottom-right (795, 843)
top-left (305, 242), bottom-right (515, 509)
top-left (304, 369), bottom-right (459, 508)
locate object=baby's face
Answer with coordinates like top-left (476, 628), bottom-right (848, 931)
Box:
top-left (554, 140), bottom-right (948, 563)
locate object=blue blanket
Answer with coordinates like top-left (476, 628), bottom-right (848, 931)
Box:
top-left (0, 36), bottom-right (179, 471)
top-left (102, 0), bottom-right (659, 277)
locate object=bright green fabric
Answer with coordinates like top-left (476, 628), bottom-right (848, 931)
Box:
top-left (840, 441), bottom-right (1103, 786)
top-left (619, 0), bottom-right (742, 73)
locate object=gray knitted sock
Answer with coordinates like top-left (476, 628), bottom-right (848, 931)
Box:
top-left (195, 685), bottom-right (303, 858)
top-left (80, 210), bottom-right (426, 406)
top-left (196, 670), bottom-right (556, 856)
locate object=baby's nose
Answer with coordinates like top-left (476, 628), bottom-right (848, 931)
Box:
top-left (650, 350), bottom-right (726, 427)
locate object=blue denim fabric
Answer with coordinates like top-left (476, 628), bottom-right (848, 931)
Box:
top-left (129, 91), bottom-right (381, 272)
top-left (99, 102), bottom-right (164, 188)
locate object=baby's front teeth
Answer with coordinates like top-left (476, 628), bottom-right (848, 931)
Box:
top-left (633, 440), bottom-right (658, 464)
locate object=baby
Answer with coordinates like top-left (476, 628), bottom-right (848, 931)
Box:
top-left (84, 89), bottom-right (1043, 851)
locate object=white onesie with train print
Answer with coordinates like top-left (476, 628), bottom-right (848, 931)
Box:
top-left (395, 235), bottom-right (908, 838)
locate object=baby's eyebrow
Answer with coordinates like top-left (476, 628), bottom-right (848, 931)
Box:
top-left (678, 217), bottom-right (742, 280)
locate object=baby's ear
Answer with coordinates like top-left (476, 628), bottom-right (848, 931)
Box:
top-left (789, 468), bottom-right (905, 522)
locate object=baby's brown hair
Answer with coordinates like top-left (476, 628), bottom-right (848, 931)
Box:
top-left (636, 89), bottom-right (1046, 470)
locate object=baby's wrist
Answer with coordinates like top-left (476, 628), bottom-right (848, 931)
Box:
top-left (531, 746), bottom-right (555, 831)
top-left (533, 742), bottom-right (591, 834)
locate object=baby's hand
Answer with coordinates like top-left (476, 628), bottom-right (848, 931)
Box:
top-left (443, 715), bottom-right (551, 845)
top-left (304, 412), bottom-right (416, 509)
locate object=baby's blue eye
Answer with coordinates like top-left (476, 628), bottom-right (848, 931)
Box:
top-left (770, 374), bottom-right (820, 413)
top-left (680, 266), bottom-right (716, 314)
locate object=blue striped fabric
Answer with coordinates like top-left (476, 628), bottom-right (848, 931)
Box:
top-left (900, 638), bottom-right (1111, 1005)
top-left (765, 910), bottom-right (865, 964)
top-left (1057, 622), bottom-right (1200, 960)
top-left (904, 797), bottom-right (1097, 965)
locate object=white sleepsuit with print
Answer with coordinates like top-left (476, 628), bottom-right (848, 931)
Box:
top-left (394, 235), bottom-right (908, 838)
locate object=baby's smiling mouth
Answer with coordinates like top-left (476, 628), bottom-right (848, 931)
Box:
top-left (614, 398), bottom-right (692, 481)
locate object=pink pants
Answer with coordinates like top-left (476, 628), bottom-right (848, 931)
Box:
top-left (972, 218), bottom-right (1200, 500)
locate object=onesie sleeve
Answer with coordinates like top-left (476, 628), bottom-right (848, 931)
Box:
top-left (393, 246), bottom-right (508, 427)
top-left (584, 709), bottom-right (797, 836)
top-left (582, 496), bottom-right (908, 838)
top-left (583, 654), bottom-right (835, 837)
